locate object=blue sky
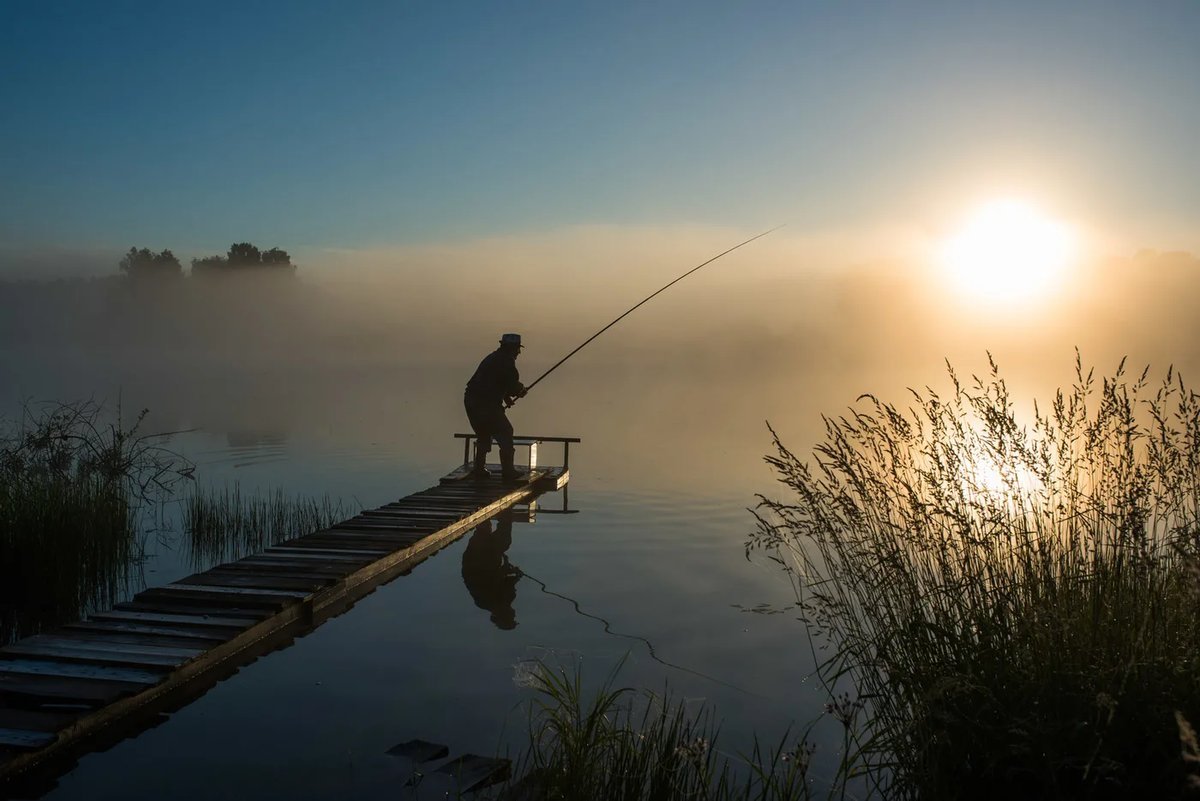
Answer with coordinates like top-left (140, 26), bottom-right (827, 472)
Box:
top-left (2, 1), bottom-right (1198, 268)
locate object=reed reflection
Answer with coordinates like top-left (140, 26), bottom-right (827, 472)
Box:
top-left (461, 512), bottom-right (522, 630)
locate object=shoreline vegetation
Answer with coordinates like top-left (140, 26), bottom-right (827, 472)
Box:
top-left (0, 402), bottom-right (345, 644)
top-left (184, 485), bottom-right (348, 568)
top-left (0, 401), bottom-right (184, 644)
top-left (752, 355), bottom-right (1200, 799)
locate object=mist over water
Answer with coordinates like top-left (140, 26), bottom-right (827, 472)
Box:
top-left (3, 237), bottom-right (1199, 799)
top-left (4, 238), bottom-right (1197, 493)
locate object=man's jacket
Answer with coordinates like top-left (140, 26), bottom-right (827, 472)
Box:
top-left (465, 349), bottom-right (521, 406)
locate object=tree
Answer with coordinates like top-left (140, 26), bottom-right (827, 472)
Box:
top-left (118, 247), bottom-right (182, 280)
top-left (189, 255), bottom-right (227, 276)
top-left (190, 243), bottom-right (295, 277)
top-left (227, 242), bottom-right (261, 267)
top-left (260, 247), bottom-right (292, 269)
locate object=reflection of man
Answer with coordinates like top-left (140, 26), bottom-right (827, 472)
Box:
top-left (464, 333), bottom-right (527, 481)
top-left (461, 514), bottom-right (521, 630)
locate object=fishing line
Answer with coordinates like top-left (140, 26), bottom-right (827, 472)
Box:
top-left (519, 568), bottom-right (765, 698)
top-left (512, 225), bottom-right (783, 404)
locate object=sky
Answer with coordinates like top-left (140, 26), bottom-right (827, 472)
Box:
top-left (2, 0), bottom-right (1199, 275)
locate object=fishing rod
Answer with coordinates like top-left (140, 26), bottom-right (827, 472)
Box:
top-left (511, 225), bottom-right (783, 405)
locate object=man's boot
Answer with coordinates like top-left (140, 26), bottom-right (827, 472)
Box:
top-left (499, 447), bottom-right (522, 483)
top-left (469, 444), bottom-right (490, 479)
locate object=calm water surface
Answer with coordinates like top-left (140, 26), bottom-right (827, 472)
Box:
top-left (6, 374), bottom-right (832, 800)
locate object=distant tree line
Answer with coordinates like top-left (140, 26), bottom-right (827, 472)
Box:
top-left (119, 243), bottom-right (295, 280)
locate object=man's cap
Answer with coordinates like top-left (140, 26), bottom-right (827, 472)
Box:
top-left (500, 333), bottom-right (523, 349)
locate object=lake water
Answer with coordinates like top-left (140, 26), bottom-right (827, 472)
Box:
top-left (3, 359), bottom-right (837, 800)
top-left (4, 265), bottom-right (1192, 798)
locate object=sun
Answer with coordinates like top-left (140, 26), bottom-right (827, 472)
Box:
top-left (939, 199), bottom-right (1076, 303)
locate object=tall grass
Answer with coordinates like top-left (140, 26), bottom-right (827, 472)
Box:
top-left (505, 658), bottom-right (826, 801)
top-left (184, 485), bottom-right (348, 567)
top-left (750, 355), bottom-right (1200, 798)
top-left (0, 401), bottom-right (188, 643)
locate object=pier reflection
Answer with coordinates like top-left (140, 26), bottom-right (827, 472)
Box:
top-left (461, 512), bottom-right (522, 630)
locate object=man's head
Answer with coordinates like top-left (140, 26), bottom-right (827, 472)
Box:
top-left (499, 332), bottom-right (523, 357)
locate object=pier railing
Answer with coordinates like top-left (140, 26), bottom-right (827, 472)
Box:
top-left (453, 433), bottom-right (581, 471)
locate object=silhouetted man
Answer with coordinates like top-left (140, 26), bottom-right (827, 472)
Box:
top-left (464, 333), bottom-right (526, 481)
top-left (461, 515), bottom-right (521, 630)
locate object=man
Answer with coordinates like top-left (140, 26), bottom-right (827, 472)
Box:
top-left (464, 333), bottom-right (527, 481)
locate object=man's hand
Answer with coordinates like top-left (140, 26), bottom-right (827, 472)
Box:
top-left (516, 383), bottom-right (527, 398)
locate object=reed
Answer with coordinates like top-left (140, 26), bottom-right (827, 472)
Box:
top-left (0, 401), bottom-right (187, 643)
top-left (750, 354), bottom-right (1200, 798)
top-left (184, 485), bottom-right (348, 567)
top-left (504, 658), bottom-right (829, 801)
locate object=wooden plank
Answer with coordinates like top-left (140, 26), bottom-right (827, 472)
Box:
top-left (321, 527), bottom-right (428, 541)
top-left (0, 729), bottom-right (55, 750)
top-left (356, 513), bottom-right (459, 523)
top-left (177, 573), bottom-right (331, 592)
top-left (0, 672), bottom-right (144, 706)
top-left (369, 508), bottom-right (461, 518)
top-left (356, 510), bottom-right (455, 520)
top-left (336, 515), bottom-right (440, 527)
top-left (65, 622), bottom-right (235, 644)
top-left (0, 660), bottom-right (163, 685)
top-left (6, 638), bottom-right (201, 663)
top-left (20, 635), bottom-right (204, 659)
top-left (48, 628), bottom-right (222, 652)
top-left (0, 708), bottom-right (79, 733)
top-left (132, 588), bottom-right (297, 611)
top-left (0, 646), bottom-right (182, 670)
top-left (163, 583), bottom-right (309, 599)
top-left (325, 522), bottom-right (434, 534)
top-left (89, 610), bottom-right (259, 629)
top-left (329, 522), bottom-right (436, 534)
top-left (195, 566), bottom-right (345, 584)
top-left (260, 548), bottom-right (378, 562)
top-left (288, 537), bottom-right (402, 551)
top-left (231, 554), bottom-right (360, 569)
top-left (268, 545), bottom-right (390, 557)
top-left (222, 559), bottom-right (353, 577)
top-left (114, 600), bottom-right (277, 620)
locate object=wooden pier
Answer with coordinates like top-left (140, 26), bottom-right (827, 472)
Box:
top-left (0, 435), bottom-right (578, 789)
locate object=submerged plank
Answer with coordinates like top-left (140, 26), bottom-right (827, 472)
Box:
top-left (435, 754), bottom-right (511, 791)
top-left (385, 739), bottom-right (449, 762)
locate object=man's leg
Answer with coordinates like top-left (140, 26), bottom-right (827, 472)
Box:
top-left (465, 398), bottom-right (494, 477)
top-left (494, 410), bottom-right (519, 480)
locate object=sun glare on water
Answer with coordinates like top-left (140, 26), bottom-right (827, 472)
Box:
top-left (940, 199), bottom-right (1076, 304)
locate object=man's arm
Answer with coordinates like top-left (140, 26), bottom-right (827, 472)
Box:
top-left (503, 363), bottom-right (526, 404)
